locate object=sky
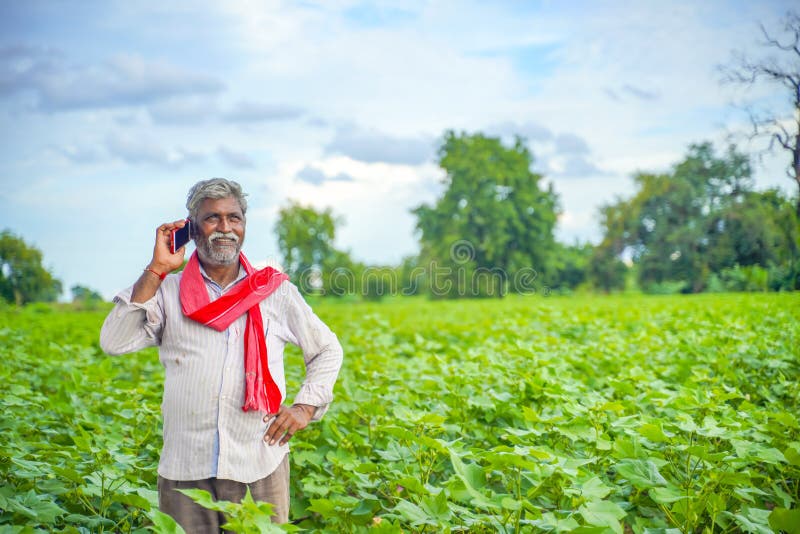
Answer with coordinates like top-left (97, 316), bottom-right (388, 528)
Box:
top-left (0, 0), bottom-right (795, 299)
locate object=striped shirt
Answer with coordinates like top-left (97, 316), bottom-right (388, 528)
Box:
top-left (99, 266), bottom-right (343, 483)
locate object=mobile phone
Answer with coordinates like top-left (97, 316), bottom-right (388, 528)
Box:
top-left (170, 219), bottom-right (192, 254)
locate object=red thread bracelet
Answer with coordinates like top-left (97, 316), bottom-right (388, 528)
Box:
top-left (144, 267), bottom-right (167, 280)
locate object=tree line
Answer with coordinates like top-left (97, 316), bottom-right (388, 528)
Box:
top-left (276, 134), bottom-right (798, 299)
top-left (2, 133), bottom-right (798, 306)
top-left (2, 132), bottom-right (797, 306)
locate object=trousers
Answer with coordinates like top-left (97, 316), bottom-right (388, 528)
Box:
top-left (157, 454), bottom-right (290, 533)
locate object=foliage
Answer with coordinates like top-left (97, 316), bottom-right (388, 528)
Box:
top-left (595, 142), bottom-right (799, 292)
top-left (588, 247), bottom-right (628, 293)
top-left (0, 230), bottom-right (63, 305)
top-left (175, 488), bottom-right (299, 533)
top-left (360, 266), bottom-right (395, 302)
top-left (0, 304), bottom-right (160, 532)
top-left (3, 294), bottom-right (799, 532)
top-left (71, 285), bottom-right (103, 302)
top-left (707, 189), bottom-right (799, 275)
top-left (275, 201), bottom-right (342, 294)
top-left (545, 242), bottom-right (593, 292)
top-left (71, 285), bottom-right (104, 311)
top-left (274, 203), bottom-right (365, 298)
top-left (413, 131), bottom-right (559, 298)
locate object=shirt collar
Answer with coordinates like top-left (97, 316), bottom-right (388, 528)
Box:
top-left (198, 262), bottom-right (247, 292)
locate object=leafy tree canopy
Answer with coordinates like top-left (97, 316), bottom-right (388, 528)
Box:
top-left (275, 201), bottom-right (357, 295)
top-left (276, 201), bottom-right (338, 278)
top-left (71, 285), bottom-right (103, 302)
top-left (596, 142), bottom-right (798, 292)
top-left (0, 230), bottom-right (62, 305)
top-left (413, 131), bottom-right (559, 298)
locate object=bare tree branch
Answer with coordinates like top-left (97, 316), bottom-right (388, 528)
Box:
top-left (759, 21), bottom-right (800, 57)
top-left (724, 11), bottom-right (800, 216)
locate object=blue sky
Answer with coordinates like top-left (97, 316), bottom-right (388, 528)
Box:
top-left (0, 0), bottom-right (794, 299)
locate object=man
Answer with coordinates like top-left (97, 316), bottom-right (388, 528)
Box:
top-left (100, 178), bottom-right (343, 532)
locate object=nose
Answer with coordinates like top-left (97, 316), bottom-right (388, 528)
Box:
top-left (218, 217), bottom-right (231, 233)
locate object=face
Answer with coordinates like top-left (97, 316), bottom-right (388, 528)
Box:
top-left (193, 196), bottom-right (246, 266)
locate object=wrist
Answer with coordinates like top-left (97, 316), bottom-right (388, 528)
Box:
top-left (148, 260), bottom-right (172, 273)
top-left (292, 403), bottom-right (316, 420)
top-left (144, 266), bottom-right (167, 281)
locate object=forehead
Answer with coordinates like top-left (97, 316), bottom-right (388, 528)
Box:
top-left (196, 196), bottom-right (244, 216)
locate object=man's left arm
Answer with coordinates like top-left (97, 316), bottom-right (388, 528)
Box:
top-left (263, 283), bottom-right (343, 446)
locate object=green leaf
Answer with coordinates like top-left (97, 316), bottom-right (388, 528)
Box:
top-left (176, 488), bottom-right (228, 512)
top-left (355, 462), bottom-right (379, 473)
top-left (639, 423), bottom-right (669, 443)
top-left (751, 446), bottom-right (786, 464)
top-left (580, 477), bottom-right (613, 500)
top-left (393, 499), bottom-right (430, 525)
top-left (649, 486), bottom-right (686, 504)
top-left (420, 491), bottom-right (451, 521)
top-left (614, 459), bottom-right (667, 489)
top-left (783, 445), bottom-right (800, 467)
top-left (116, 492), bottom-right (152, 511)
top-left (578, 500), bottom-right (627, 534)
top-left (5, 490), bottom-right (65, 524)
top-left (769, 508), bottom-right (800, 534)
top-left (600, 401), bottom-right (626, 413)
top-left (149, 510), bottom-right (187, 534)
top-left (448, 447), bottom-right (499, 510)
top-left (498, 496), bottom-right (520, 511)
top-left (307, 498), bottom-right (335, 516)
top-left (731, 507), bottom-right (773, 534)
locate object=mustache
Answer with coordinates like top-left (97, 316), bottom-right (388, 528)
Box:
top-left (208, 232), bottom-right (240, 243)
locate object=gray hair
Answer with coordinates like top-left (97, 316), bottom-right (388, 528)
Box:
top-left (186, 178), bottom-right (248, 220)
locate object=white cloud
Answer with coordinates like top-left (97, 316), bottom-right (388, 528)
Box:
top-left (296, 164), bottom-right (355, 185)
top-left (0, 46), bottom-right (224, 112)
top-left (148, 96), bottom-right (219, 124)
top-left (105, 133), bottom-right (205, 168)
top-left (217, 146), bottom-right (256, 169)
top-left (221, 100), bottom-right (305, 123)
top-left (325, 125), bottom-right (434, 165)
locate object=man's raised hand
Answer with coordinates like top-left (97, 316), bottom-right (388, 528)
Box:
top-left (149, 220), bottom-right (188, 275)
top-left (131, 220), bottom-right (187, 303)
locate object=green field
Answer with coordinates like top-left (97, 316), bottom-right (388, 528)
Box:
top-left (1, 293), bottom-right (799, 533)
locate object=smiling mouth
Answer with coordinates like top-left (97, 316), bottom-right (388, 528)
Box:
top-left (212, 239), bottom-right (237, 247)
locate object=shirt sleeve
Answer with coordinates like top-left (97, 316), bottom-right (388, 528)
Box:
top-left (280, 282), bottom-right (343, 421)
top-left (99, 285), bottom-right (165, 355)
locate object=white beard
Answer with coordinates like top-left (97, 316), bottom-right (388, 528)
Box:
top-left (196, 231), bottom-right (241, 266)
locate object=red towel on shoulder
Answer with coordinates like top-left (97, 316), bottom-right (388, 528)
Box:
top-left (179, 251), bottom-right (288, 413)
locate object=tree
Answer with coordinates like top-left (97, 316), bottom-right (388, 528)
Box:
top-left (71, 285), bottom-right (103, 302)
top-left (546, 242), bottom-right (593, 291)
top-left (70, 284), bottom-right (103, 310)
top-left (634, 143), bottom-right (752, 292)
top-left (590, 202), bottom-right (632, 292)
top-left (0, 230), bottom-right (62, 305)
top-left (413, 131), bottom-right (559, 298)
top-left (588, 247), bottom-right (628, 293)
top-left (275, 201), bottom-right (351, 295)
top-left (595, 142), bottom-right (798, 292)
top-left (723, 10), bottom-right (800, 216)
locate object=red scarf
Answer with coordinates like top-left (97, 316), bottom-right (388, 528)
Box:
top-left (179, 252), bottom-right (288, 414)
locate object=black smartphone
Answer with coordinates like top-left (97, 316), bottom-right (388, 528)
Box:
top-left (170, 219), bottom-right (192, 254)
